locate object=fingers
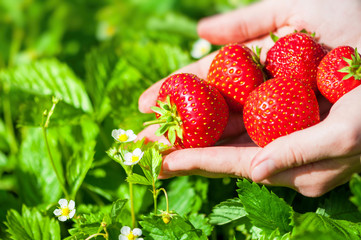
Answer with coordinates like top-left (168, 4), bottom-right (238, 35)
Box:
top-left (197, 0), bottom-right (291, 45)
top-left (159, 146), bottom-right (260, 179)
top-left (138, 52), bottom-right (218, 113)
top-left (262, 154), bottom-right (361, 197)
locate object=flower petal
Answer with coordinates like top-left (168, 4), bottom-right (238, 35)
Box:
top-left (58, 215), bottom-right (68, 222)
top-left (69, 209), bottom-right (76, 219)
top-left (121, 226), bottom-right (131, 235)
top-left (124, 152), bottom-right (133, 162)
top-left (133, 228), bottom-right (142, 236)
top-left (119, 236), bottom-right (128, 240)
top-left (68, 200), bottom-right (75, 210)
top-left (53, 209), bottom-right (62, 216)
top-left (133, 148), bottom-right (142, 156)
top-left (58, 199), bottom-right (68, 208)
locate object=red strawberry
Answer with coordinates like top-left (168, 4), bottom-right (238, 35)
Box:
top-left (207, 44), bottom-right (265, 112)
top-left (243, 77), bottom-right (320, 147)
top-left (145, 73), bottom-right (229, 148)
top-left (317, 46), bottom-right (361, 103)
top-left (265, 32), bottom-right (327, 92)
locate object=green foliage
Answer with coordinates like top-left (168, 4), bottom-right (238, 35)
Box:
top-left (140, 213), bottom-right (208, 240)
top-left (1, 0), bottom-right (361, 239)
top-left (5, 205), bottom-right (61, 240)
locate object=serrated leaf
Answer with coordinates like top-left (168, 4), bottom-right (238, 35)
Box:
top-left (237, 179), bottom-right (293, 235)
top-left (209, 198), bottom-right (247, 225)
top-left (140, 213), bottom-right (207, 240)
top-left (0, 59), bottom-right (93, 113)
top-left (140, 147), bottom-right (163, 183)
top-left (126, 173), bottom-right (152, 186)
top-left (5, 205), bottom-right (61, 240)
top-left (292, 212), bottom-right (361, 239)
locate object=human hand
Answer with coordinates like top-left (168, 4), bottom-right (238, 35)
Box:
top-left (138, 0), bottom-right (361, 197)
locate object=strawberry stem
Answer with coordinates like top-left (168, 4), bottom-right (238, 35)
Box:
top-left (143, 95), bottom-right (183, 145)
top-left (339, 48), bottom-right (361, 80)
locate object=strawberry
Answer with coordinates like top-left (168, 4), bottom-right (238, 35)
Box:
top-left (207, 44), bottom-right (265, 112)
top-left (243, 77), bottom-right (320, 147)
top-left (265, 32), bottom-right (327, 92)
top-left (145, 73), bottom-right (229, 148)
top-left (317, 46), bottom-right (361, 103)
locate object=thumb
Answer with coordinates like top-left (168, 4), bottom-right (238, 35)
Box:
top-left (197, 0), bottom-right (291, 45)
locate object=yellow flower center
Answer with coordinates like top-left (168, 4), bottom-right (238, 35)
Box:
top-left (61, 207), bottom-right (70, 216)
top-left (118, 134), bottom-right (128, 142)
top-left (131, 156), bottom-right (139, 163)
top-left (127, 232), bottom-right (135, 240)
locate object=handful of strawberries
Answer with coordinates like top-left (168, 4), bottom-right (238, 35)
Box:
top-left (146, 31), bottom-right (361, 148)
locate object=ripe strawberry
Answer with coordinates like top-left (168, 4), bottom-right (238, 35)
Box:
top-left (243, 77), bottom-right (320, 147)
top-left (146, 73), bottom-right (229, 148)
top-left (317, 46), bottom-right (361, 103)
top-left (207, 44), bottom-right (265, 112)
top-left (265, 32), bottom-right (327, 92)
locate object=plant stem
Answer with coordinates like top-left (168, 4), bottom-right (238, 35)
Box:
top-left (159, 188), bottom-right (169, 212)
top-left (42, 97), bottom-right (69, 199)
top-left (42, 127), bottom-right (69, 199)
top-left (129, 181), bottom-right (136, 228)
top-left (153, 184), bottom-right (158, 215)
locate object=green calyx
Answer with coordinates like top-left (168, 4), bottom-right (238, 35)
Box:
top-left (144, 95), bottom-right (183, 146)
top-left (339, 48), bottom-right (361, 80)
top-left (251, 46), bottom-right (268, 82)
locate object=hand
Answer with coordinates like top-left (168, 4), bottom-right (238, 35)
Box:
top-left (138, 0), bottom-right (361, 197)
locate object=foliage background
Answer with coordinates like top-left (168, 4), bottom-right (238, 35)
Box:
top-left (1, 0), bottom-right (361, 239)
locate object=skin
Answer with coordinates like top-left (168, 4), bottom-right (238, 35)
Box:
top-left (138, 0), bottom-right (361, 197)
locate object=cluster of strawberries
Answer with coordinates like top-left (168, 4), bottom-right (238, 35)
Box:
top-left (147, 31), bottom-right (361, 149)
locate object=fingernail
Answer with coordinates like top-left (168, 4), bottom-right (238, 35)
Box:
top-left (251, 159), bottom-right (275, 182)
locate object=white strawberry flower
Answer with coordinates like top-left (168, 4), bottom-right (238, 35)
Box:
top-left (191, 38), bottom-right (212, 59)
top-left (119, 226), bottom-right (143, 240)
top-left (53, 199), bottom-right (76, 222)
top-left (123, 148), bottom-right (144, 166)
top-left (112, 128), bottom-right (137, 143)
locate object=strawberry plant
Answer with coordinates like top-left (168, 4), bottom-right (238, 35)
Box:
top-left (1, 0), bottom-right (361, 240)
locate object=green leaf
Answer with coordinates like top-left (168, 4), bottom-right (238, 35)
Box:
top-left (188, 213), bottom-right (213, 236)
top-left (140, 213), bottom-right (207, 240)
top-left (140, 147), bottom-right (163, 183)
top-left (110, 199), bottom-right (128, 221)
top-left (17, 94), bottom-right (86, 127)
top-left (66, 140), bottom-right (96, 198)
top-left (316, 186), bottom-right (361, 222)
top-left (5, 205), bottom-right (61, 240)
top-left (237, 179), bottom-right (293, 235)
top-left (0, 58), bottom-right (93, 113)
top-left (16, 127), bottom-right (62, 206)
top-left (209, 198), bottom-right (247, 225)
top-left (350, 174), bottom-right (361, 212)
top-left (126, 173), bottom-right (152, 186)
top-left (84, 44), bottom-right (118, 115)
top-left (292, 212), bottom-right (361, 239)
top-left (158, 176), bottom-right (208, 216)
